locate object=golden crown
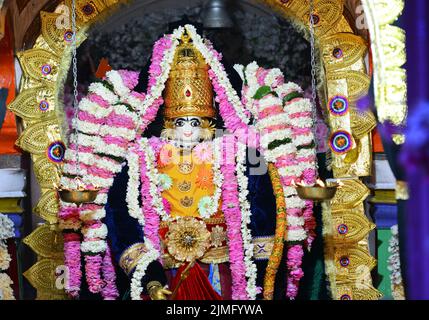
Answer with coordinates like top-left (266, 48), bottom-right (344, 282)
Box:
top-left (163, 32), bottom-right (215, 119)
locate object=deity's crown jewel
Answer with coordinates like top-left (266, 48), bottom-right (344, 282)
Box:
top-left (164, 31), bottom-right (215, 119)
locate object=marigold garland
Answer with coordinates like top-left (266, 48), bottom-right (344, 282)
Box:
top-left (263, 163), bottom-right (287, 300)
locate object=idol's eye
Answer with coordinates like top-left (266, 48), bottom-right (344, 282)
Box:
top-left (174, 119), bottom-right (186, 127)
top-left (190, 119), bottom-right (201, 127)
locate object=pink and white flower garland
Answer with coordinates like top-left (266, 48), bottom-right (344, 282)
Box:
top-left (219, 135), bottom-right (249, 300)
top-left (60, 69), bottom-right (144, 299)
top-left (236, 140), bottom-right (258, 299)
top-left (243, 62), bottom-right (317, 299)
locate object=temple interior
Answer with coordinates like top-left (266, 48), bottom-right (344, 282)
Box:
top-left (0, 0), bottom-right (427, 302)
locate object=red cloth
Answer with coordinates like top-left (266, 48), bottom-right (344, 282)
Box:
top-left (170, 263), bottom-right (222, 300)
top-left (0, 14), bottom-right (19, 155)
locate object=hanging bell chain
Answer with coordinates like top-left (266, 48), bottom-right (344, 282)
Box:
top-left (71, 0), bottom-right (81, 176)
top-left (309, 0), bottom-right (320, 165)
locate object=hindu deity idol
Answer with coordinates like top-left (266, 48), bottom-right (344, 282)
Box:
top-left (59, 25), bottom-right (317, 301)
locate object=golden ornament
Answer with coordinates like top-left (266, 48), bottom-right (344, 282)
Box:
top-left (165, 217), bottom-right (211, 262)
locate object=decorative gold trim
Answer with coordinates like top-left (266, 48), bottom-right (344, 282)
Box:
top-left (253, 236), bottom-right (275, 261)
top-left (331, 179), bottom-right (370, 209)
top-left (23, 258), bottom-right (66, 294)
top-left (23, 225), bottom-right (64, 259)
top-left (119, 242), bottom-right (149, 275)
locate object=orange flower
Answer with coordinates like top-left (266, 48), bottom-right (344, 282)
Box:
top-left (196, 166), bottom-right (214, 189)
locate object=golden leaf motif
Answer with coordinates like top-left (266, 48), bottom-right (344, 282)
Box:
top-left (64, 0), bottom-right (107, 23)
top-left (34, 190), bottom-right (60, 224)
top-left (17, 49), bottom-right (60, 82)
top-left (322, 33), bottom-right (368, 71)
top-left (23, 225), bottom-right (64, 259)
top-left (350, 109), bottom-right (377, 138)
top-left (34, 156), bottom-right (61, 189)
top-left (296, 0), bottom-right (345, 38)
top-left (330, 213), bottom-right (375, 244)
top-left (327, 71), bottom-right (371, 102)
top-left (16, 120), bottom-right (58, 154)
top-left (23, 258), bottom-right (65, 292)
top-left (343, 138), bottom-right (361, 165)
top-left (336, 283), bottom-right (382, 300)
top-left (7, 87), bottom-right (56, 121)
top-left (331, 179), bottom-right (370, 208)
top-left (334, 247), bottom-right (377, 280)
top-left (41, 11), bottom-right (74, 54)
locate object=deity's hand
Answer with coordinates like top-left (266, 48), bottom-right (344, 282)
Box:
top-left (147, 281), bottom-right (172, 300)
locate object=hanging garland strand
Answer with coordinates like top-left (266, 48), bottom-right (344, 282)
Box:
top-left (263, 163), bottom-right (287, 300)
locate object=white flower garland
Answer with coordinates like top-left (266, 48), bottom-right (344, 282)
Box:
top-left (0, 246), bottom-right (12, 271)
top-left (126, 150), bottom-right (145, 226)
top-left (76, 134), bottom-right (128, 158)
top-left (136, 28), bottom-right (182, 122)
top-left (260, 129), bottom-right (293, 149)
top-left (0, 214), bottom-right (14, 241)
top-left (199, 138), bottom-right (224, 219)
top-left (242, 61), bottom-right (259, 117)
top-left (0, 214), bottom-right (15, 300)
top-left (58, 218), bottom-right (81, 231)
top-left (78, 98), bottom-right (111, 118)
top-left (64, 150), bottom-right (123, 173)
top-left (0, 273), bottom-right (15, 300)
top-left (130, 239), bottom-right (160, 300)
top-left (263, 144), bottom-right (296, 163)
top-left (140, 138), bottom-right (169, 221)
top-left (388, 225), bottom-right (405, 300)
top-left (88, 82), bottom-right (119, 105)
top-left (81, 224), bottom-right (108, 239)
top-left (80, 208), bottom-right (106, 222)
top-left (106, 70), bottom-right (132, 97)
top-left (80, 240), bottom-right (107, 253)
top-left (236, 141), bottom-right (258, 299)
top-left (276, 82), bottom-right (303, 98)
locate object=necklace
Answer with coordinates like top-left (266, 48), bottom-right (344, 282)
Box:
top-left (170, 139), bottom-right (199, 151)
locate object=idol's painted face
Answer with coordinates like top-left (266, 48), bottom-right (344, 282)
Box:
top-left (173, 116), bottom-right (202, 143)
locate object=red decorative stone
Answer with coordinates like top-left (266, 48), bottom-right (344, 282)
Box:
top-left (185, 89), bottom-right (191, 97)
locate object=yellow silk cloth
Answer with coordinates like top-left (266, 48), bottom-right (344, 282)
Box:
top-left (157, 143), bottom-right (219, 219)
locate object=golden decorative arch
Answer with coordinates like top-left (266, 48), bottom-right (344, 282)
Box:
top-left (8, 0), bottom-right (391, 300)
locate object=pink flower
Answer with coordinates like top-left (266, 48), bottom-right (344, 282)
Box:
top-left (162, 198), bottom-right (171, 215)
top-left (101, 246), bottom-right (119, 300)
top-left (286, 244), bottom-right (304, 299)
top-left (193, 142), bottom-right (214, 163)
top-left (85, 254), bottom-right (104, 294)
top-left (63, 234), bottom-right (81, 298)
top-left (118, 70), bottom-right (140, 89)
top-left (129, 91), bottom-right (146, 100)
top-left (220, 136), bottom-right (249, 300)
top-left (302, 168), bottom-right (317, 185)
top-left (138, 147), bottom-right (161, 251)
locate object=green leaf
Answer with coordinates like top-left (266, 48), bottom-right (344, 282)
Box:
top-left (253, 86), bottom-right (272, 100)
top-left (282, 91), bottom-right (303, 105)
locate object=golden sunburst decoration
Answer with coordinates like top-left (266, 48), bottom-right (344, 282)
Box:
top-left (165, 217), bottom-right (211, 262)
